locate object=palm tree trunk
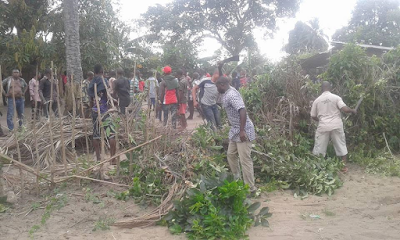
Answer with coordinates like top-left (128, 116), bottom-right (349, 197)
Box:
top-left (63, 0), bottom-right (83, 83)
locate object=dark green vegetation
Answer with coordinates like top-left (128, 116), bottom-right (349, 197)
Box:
top-left (333, 0), bottom-right (400, 47)
top-left (161, 173), bottom-right (271, 240)
top-left (242, 44), bottom-right (400, 183)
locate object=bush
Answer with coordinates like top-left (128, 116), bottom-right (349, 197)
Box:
top-left (161, 173), bottom-right (271, 240)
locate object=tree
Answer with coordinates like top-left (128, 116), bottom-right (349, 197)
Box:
top-left (63, 0), bottom-right (83, 83)
top-left (0, 0), bottom-right (51, 77)
top-left (333, 0), bottom-right (400, 47)
top-left (78, 0), bottom-right (131, 72)
top-left (285, 19), bottom-right (328, 55)
top-left (0, 0), bottom-right (49, 36)
top-left (143, 0), bottom-right (300, 56)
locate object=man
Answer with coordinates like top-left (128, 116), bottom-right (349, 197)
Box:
top-left (88, 64), bottom-right (116, 163)
top-left (216, 75), bottom-right (257, 195)
top-left (145, 73), bottom-right (159, 111)
top-left (311, 81), bottom-right (357, 172)
top-left (138, 73), bottom-right (145, 92)
top-left (187, 72), bottom-right (197, 120)
top-left (159, 66), bottom-right (179, 129)
top-left (2, 69), bottom-right (27, 130)
top-left (29, 73), bottom-right (41, 120)
top-left (129, 71), bottom-right (139, 102)
top-left (177, 69), bottom-right (188, 130)
top-left (240, 69), bottom-right (248, 87)
top-left (231, 71), bottom-right (241, 90)
top-left (113, 68), bottom-right (131, 114)
top-left (39, 69), bottom-right (59, 118)
top-left (156, 72), bottom-right (163, 121)
top-left (82, 71), bottom-right (94, 118)
top-left (192, 69), bottom-right (221, 131)
top-left (108, 71), bottom-right (116, 96)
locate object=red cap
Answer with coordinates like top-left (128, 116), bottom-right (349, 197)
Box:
top-left (163, 66), bottom-right (172, 74)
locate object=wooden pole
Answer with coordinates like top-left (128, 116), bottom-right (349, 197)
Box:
top-left (94, 84), bottom-right (105, 178)
top-left (54, 135), bottom-right (163, 183)
top-left (99, 75), bottom-right (118, 175)
top-left (34, 64), bottom-right (40, 195)
top-left (80, 78), bottom-right (90, 161)
top-left (57, 74), bottom-right (67, 176)
top-left (11, 76), bottom-right (24, 197)
top-left (60, 175), bottom-right (129, 187)
top-left (0, 65), bottom-right (3, 107)
top-left (69, 135), bottom-right (162, 177)
top-left (49, 61), bottom-right (56, 186)
top-left (0, 153), bottom-right (54, 184)
top-left (71, 73), bottom-right (77, 167)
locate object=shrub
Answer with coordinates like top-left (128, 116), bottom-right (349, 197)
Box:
top-left (161, 173), bottom-right (271, 240)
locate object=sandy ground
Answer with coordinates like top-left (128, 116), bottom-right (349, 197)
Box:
top-left (1, 106), bottom-right (400, 239)
top-left (1, 165), bottom-right (400, 240)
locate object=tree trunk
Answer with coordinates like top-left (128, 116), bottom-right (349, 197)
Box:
top-left (63, 0), bottom-right (83, 83)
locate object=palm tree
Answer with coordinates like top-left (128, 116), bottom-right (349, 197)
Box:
top-left (285, 19), bottom-right (329, 55)
top-left (63, 0), bottom-right (83, 83)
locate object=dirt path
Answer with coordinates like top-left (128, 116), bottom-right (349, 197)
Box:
top-left (1, 164), bottom-right (399, 240)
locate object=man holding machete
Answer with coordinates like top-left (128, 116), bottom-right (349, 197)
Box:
top-left (311, 81), bottom-right (357, 173)
top-left (216, 59), bottom-right (257, 197)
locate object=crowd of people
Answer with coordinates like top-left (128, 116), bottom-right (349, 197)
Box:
top-left (1, 61), bottom-right (356, 193)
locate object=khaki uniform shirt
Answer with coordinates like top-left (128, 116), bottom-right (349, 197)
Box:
top-left (311, 91), bottom-right (347, 132)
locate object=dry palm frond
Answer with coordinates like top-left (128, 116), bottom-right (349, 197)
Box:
top-left (1, 117), bottom-right (93, 169)
top-left (113, 183), bottom-right (187, 228)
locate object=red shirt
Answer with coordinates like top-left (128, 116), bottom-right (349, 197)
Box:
top-left (139, 81), bottom-right (145, 92)
top-left (62, 75), bottom-right (67, 85)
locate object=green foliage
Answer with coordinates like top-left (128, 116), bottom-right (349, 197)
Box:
top-left (143, 0), bottom-right (300, 55)
top-left (285, 19), bottom-right (328, 55)
top-left (162, 173), bottom-right (271, 240)
top-left (253, 134), bottom-right (343, 196)
top-left (323, 44), bottom-right (400, 152)
top-left (350, 149), bottom-right (400, 177)
top-left (29, 193), bottom-right (68, 238)
top-left (93, 217), bottom-right (115, 231)
top-left (0, 203), bottom-right (9, 213)
top-left (115, 167), bottom-right (167, 206)
top-left (242, 43), bottom-right (400, 186)
top-left (333, 0), bottom-right (400, 47)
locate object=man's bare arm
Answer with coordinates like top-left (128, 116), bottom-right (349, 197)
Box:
top-left (341, 106), bottom-right (357, 114)
top-left (192, 85), bottom-right (199, 107)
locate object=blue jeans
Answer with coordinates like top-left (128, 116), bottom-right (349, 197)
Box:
top-left (7, 98), bottom-right (25, 130)
top-left (201, 104), bottom-right (221, 130)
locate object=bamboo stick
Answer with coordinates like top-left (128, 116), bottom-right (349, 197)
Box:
top-left (71, 73), bottom-right (77, 167)
top-left (61, 175), bottom-right (129, 187)
top-left (80, 78), bottom-right (90, 161)
top-left (56, 69), bottom-right (67, 176)
top-left (94, 83), bottom-right (106, 179)
top-left (34, 64), bottom-right (40, 195)
top-left (56, 135), bottom-right (163, 182)
top-left (49, 61), bottom-right (56, 186)
top-left (0, 153), bottom-right (54, 184)
top-left (0, 65), bottom-right (3, 107)
top-left (11, 75), bottom-right (24, 197)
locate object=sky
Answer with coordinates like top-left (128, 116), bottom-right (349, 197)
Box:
top-left (118, 0), bottom-right (358, 61)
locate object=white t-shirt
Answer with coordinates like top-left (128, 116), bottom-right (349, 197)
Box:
top-left (311, 91), bottom-right (347, 132)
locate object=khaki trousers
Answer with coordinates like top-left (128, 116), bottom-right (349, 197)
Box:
top-left (227, 141), bottom-right (256, 191)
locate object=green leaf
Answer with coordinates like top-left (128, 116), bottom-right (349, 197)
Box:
top-left (248, 202), bottom-right (261, 214)
top-left (261, 218), bottom-right (270, 227)
top-left (169, 224), bottom-right (182, 235)
top-left (258, 207), bottom-right (270, 216)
